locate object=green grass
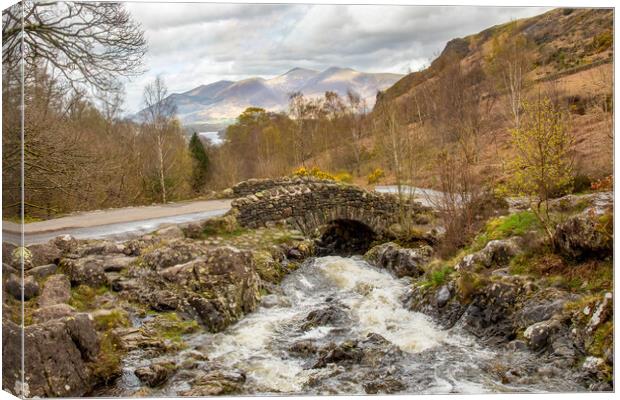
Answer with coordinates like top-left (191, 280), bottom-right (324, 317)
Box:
top-left (155, 312), bottom-right (200, 343)
top-left (93, 310), bottom-right (130, 331)
top-left (69, 285), bottom-right (110, 311)
top-left (471, 211), bottom-right (541, 251)
top-left (419, 265), bottom-right (454, 288)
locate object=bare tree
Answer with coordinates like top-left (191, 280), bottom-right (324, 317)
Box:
top-left (486, 23), bottom-right (533, 129)
top-left (142, 76), bottom-right (177, 203)
top-left (345, 90), bottom-right (368, 176)
top-left (2, 1), bottom-right (147, 92)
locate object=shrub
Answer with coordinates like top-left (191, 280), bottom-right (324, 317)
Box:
top-left (572, 173), bottom-right (592, 193)
top-left (292, 166), bottom-right (336, 181)
top-left (334, 171), bottom-right (353, 183)
top-left (591, 175), bottom-right (613, 191)
top-left (367, 168), bottom-right (386, 184)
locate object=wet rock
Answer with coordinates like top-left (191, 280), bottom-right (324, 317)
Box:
top-left (2, 314), bottom-right (102, 397)
top-left (289, 339), bottom-right (318, 356)
top-left (555, 207), bottom-right (612, 259)
top-left (523, 318), bottom-right (561, 351)
top-left (462, 281), bottom-right (519, 344)
top-left (260, 294), bottom-right (291, 308)
top-left (435, 285), bottom-right (451, 308)
top-left (113, 327), bottom-right (172, 353)
top-left (182, 367), bottom-right (246, 396)
top-left (365, 242), bottom-right (431, 278)
top-left (313, 340), bottom-right (362, 368)
top-left (313, 333), bottom-right (402, 369)
top-left (5, 274), bottom-right (39, 300)
top-left (27, 263), bottom-right (58, 279)
top-left (60, 257), bottom-right (108, 287)
top-left (27, 241), bottom-right (62, 268)
top-left (32, 304), bottom-right (76, 323)
top-left (456, 238), bottom-right (520, 271)
top-left (134, 360), bottom-right (177, 387)
top-left (301, 303), bottom-right (350, 330)
top-left (405, 283), bottom-right (466, 329)
top-left (363, 375), bottom-right (405, 394)
top-left (38, 274), bottom-right (71, 307)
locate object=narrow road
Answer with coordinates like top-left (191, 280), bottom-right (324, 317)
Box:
top-left (2, 186), bottom-right (444, 245)
top-left (2, 199), bottom-right (231, 244)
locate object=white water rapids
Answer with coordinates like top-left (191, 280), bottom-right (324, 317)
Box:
top-left (105, 256), bottom-right (585, 395)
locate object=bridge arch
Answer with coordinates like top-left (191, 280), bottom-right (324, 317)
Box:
top-left (230, 181), bottom-right (427, 243)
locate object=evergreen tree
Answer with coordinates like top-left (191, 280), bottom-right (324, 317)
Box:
top-left (189, 132), bottom-right (210, 193)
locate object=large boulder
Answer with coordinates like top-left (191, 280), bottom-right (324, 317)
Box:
top-left (4, 274), bottom-right (39, 300)
top-left (456, 238), bottom-right (521, 271)
top-left (134, 360), bottom-right (177, 387)
top-left (32, 304), bottom-right (76, 324)
top-left (142, 239), bottom-right (209, 270)
top-left (555, 207), bottom-right (613, 259)
top-left (60, 257), bottom-right (108, 287)
top-left (38, 274), bottom-right (71, 307)
top-left (365, 242), bottom-right (432, 278)
top-left (26, 242), bottom-right (63, 268)
top-left (2, 314), bottom-right (102, 397)
top-left (159, 246), bottom-right (261, 331)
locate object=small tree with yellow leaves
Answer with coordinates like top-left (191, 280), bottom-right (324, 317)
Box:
top-left (505, 97), bottom-right (574, 247)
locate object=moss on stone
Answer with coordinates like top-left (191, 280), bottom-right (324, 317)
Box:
top-left (69, 285), bottom-right (110, 311)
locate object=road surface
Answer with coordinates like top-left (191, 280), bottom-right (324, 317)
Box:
top-left (2, 186), bottom-right (445, 245)
top-left (2, 199), bottom-right (231, 244)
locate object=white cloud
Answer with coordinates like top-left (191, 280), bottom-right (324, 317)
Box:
top-left (122, 3), bottom-right (551, 113)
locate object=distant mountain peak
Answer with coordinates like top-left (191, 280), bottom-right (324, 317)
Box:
top-left (139, 67), bottom-right (403, 126)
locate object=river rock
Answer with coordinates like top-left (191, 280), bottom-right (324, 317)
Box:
top-left (2, 241), bottom-right (17, 265)
top-left (51, 234), bottom-right (79, 253)
top-left (27, 263), bottom-right (58, 279)
top-left (5, 274), bottom-right (39, 300)
top-left (555, 206), bottom-right (612, 259)
top-left (2, 314), bottom-right (102, 397)
top-left (38, 274), bottom-right (71, 307)
top-left (456, 238), bottom-right (520, 271)
top-left (60, 257), bottom-right (108, 287)
top-left (32, 304), bottom-right (76, 323)
top-left (27, 242), bottom-right (62, 268)
top-left (365, 242), bottom-right (431, 278)
top-left (156, 246), bottom-right (261, 331)
top-left (301, 303), bottom-right (350, 331)
top-left (585, 292), bottom-right (613, 335)
top-left (142, 239), bottom-right (209, 270)
top-left (155, 225), bottom-right (185, 240)
top-left (134, 360), bottom-right (177, 387)
top-left (102, 255), bottom-right (135, 272)
top-left (182, 367), bottom-right (246, 396)
top-left (289, 339), bottom-right (318, 356)
top-left (435, 285), bottom-right (451, 308)
top-left (523, 318), bottom-right (562, 351)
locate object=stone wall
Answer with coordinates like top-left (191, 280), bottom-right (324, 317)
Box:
top-left (230, 182), bottom-right (425, 237)
top-left (231, 176), bottom-right (335, 198)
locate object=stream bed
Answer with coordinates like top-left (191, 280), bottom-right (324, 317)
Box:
top-left (103, 256), bottom-right (585, 395)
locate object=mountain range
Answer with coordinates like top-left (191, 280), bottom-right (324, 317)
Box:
top-left (145, 67), bottom-right (403, 127)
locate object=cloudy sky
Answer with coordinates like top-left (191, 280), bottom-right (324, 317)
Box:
top-left (122, 2), bottom-right (551, 113)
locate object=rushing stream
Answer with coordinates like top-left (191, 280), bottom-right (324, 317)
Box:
top-left (105, 256), bottom-right (585, 395)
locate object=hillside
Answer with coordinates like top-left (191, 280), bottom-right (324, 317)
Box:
top-left (143, 67), bottom-right (403, 127)
top-left (371, 7), bottom-right (613, 186)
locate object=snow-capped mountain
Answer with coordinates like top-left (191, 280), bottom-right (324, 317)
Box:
top-left (141, 67), bottom-right (403, 126)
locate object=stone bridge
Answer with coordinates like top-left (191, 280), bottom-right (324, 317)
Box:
top-left (229, 181), bottom-right (426, 240)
